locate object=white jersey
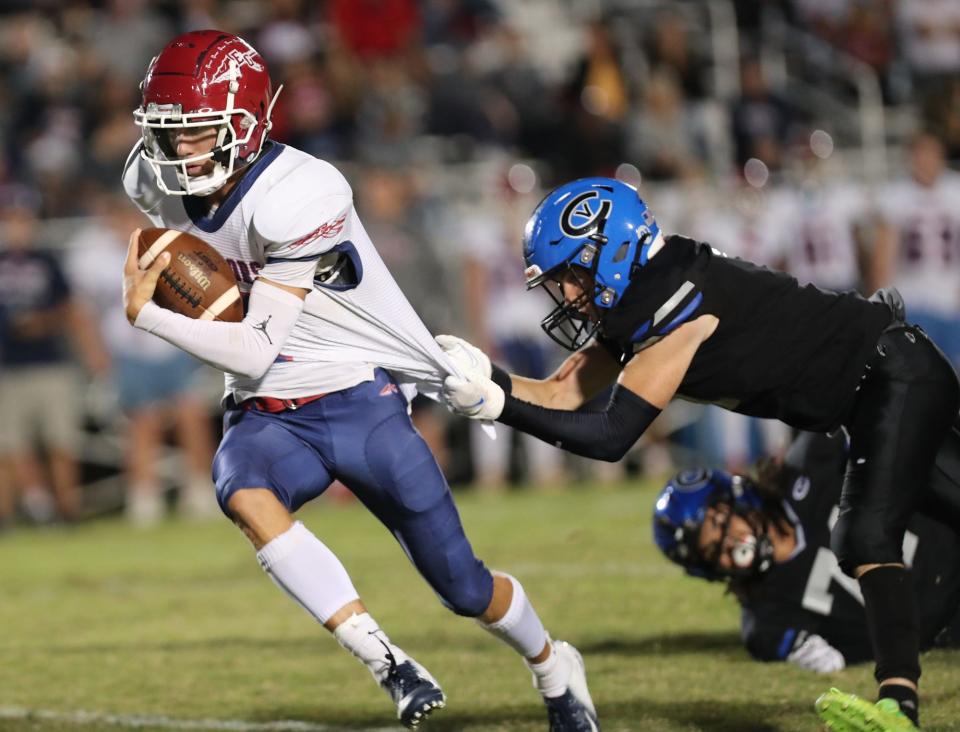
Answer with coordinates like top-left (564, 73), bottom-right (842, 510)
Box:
top-left (767, 183), bottom-right (865, 292)
top-left (877, 173), bottom-right (960, 316)
top-left (685, 186), bottom-right (781, 267)
top-left (123, 142), bottom-right (455, 402)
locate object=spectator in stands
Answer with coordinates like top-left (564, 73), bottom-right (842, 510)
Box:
top-left (626, 70), bottom-right (702, 182)
top-left (329, 0), bottom-right (421, 63)
top-left (0, 455), bottom-right (13, 531)
top-left (791, 0), bottom-right (851, 44)
top-left (275, 57), bottom-right (343, 160)
top-left (255, 0), bottom-right (318, 67)
top-left (729, 57), bottom-right (795, 173)
top-left (933, 78), bottom-right (960, 161)
top-left (81, 0), bottom-right (173, 81)
top-left (772, 142), bottom-right (870, 294)
top-left (354, 58), bottom-right (428, 165)
top-left (897, 0), bottom-right (960, 104)
top-left (66, 191), bottom-right (218, 525)
top-left (0, 185), bottom-right (107, 523)
top-left (837, 1), bottom-right (895, 87)
top-left (646, 8), bottom-right (709, 100)
top-left (454, 178), bottom-right (567, 489)
top-left (873, 132), bottom-right (960, 369)
top-left (556, 19), bottom-right (629, 179)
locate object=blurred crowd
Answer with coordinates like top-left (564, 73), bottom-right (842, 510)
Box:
top-left (1, 0), bottom-right (960, 528)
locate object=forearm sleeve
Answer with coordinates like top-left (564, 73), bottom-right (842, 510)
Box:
top-left (134, 279), bottom-right (304, 379)
top-left (497, 383), bottom-right (660, 462)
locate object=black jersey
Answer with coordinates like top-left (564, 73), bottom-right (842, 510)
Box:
top-left (736, 431), bottom-right (960, 664)
top-left (598, 235), bottom-right (892, 431)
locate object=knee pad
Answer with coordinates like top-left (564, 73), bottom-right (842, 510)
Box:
top-left (831, 510), bottom-right (904, 576)
top-left (438, 564), bottom-right (494, 617)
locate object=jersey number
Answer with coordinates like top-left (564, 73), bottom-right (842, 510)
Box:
top-left (801, 506), bottom-right (918, 616)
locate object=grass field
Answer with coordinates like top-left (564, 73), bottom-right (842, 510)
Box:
top-left (2, 479), bottom-right (959, 732)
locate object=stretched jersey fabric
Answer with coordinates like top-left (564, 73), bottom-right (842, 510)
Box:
top-left (598, 235), bottom-right (892, 431)
top-left (737, 431), bottom-right (960, 664)
top-left (123, 141), bottom-right (457, 403)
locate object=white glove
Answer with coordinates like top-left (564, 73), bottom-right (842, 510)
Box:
top-left (442, 374), bottom-right (505, 420)
top-left (436, 334), bottom-right (492, 381)
top-left (786, 633), bottom-right (845, 673)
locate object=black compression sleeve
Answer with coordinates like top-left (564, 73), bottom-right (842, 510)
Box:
top-left (490, 363), bottom-right (513, 395)
top-left (497, 384), bottom-right (660, 462)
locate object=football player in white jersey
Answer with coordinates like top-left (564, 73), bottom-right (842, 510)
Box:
top-left (874, 132), bottom-right (960, 368)
top-left (770, 158), bottom-right (867, 295)
top-left (121, 31), bottom-right (599, 732)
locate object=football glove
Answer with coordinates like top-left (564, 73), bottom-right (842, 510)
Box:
top-left (786, 632), bottom-right (845, 673)
top-left (442, 374), bottom-right (505, 421)
top-left (435, 334), bottom-right (492, 381)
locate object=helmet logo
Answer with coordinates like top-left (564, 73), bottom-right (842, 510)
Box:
top-left (210, 47), bottom-right (264, 84)
top-left (791, 476), bottom-right (811, 501)
top-left (559, 191), bottom-right (612, 238)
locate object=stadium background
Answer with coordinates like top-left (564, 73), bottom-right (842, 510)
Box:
top-left (2, 1), bottom-right (960, 731)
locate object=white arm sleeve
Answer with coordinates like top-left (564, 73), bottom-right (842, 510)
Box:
top-left (133, 279), bottom-right (304, 379)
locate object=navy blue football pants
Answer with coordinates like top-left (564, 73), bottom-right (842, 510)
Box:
top-left (833, 324), bottom-right (960, 575)
top-left (213, 368), bottom-right (494, 617)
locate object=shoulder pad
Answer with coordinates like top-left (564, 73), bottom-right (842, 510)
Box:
top-left (254, 159), bottom-right (353, 245)
top-left (121, 142), bottom-right (164, 214)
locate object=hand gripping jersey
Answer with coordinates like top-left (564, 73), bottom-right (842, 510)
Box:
top-left (597, 235), bottom-right (893, 431)
top-left (123, 142), bottom-right (456, 402)
top-left (736, 431), bottom-right (960, 664)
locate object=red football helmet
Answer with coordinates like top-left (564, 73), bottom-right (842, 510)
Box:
top-left (133, 30), bottom-right (282, 196)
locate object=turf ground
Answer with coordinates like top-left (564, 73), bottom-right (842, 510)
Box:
top-left (2, 479), bottom-right (959, 732)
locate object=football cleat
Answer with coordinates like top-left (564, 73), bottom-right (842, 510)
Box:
top-left (815, 688), bottom-right (918, 731)
top-left (540, 641), bottom-right (600, 732)
top-left (379, 652), bottom-right (446, 729)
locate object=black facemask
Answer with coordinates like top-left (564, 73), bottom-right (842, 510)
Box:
top-left (537, 264), bottom-right (605, 351)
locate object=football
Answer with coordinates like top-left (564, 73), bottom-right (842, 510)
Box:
top-left (136, 227), bottom-right (243, 322)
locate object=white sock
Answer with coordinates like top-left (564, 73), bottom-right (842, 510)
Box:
top-left (255, 521), bottom-right (359, 625)
top-left (526, 640), bottom-right (570, 698)
top-left (476, 573), bottom-right (549, 658)
top-left (333, 612), bottom-right (409, 682)
top-left (181, 475), bottom-right (218, 518)
top-left (125, 483), bottom-right (163, 527)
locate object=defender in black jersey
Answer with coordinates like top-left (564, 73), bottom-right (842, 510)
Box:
top-left (653, 429), bottom-right (960, 673)
top-left (438, 177), bottom-right (960, 730)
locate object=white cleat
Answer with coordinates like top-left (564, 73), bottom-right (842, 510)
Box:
top-left (540, 641), bottom-right (600, 732)
top-left (380, 654), bottom-right (446, 729)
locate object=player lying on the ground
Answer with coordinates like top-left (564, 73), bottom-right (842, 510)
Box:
top-left (438, 176), bottom-right (960, 730)
top-left (121, 30), bottom-right (598, 732)
top-left (653, 429), bottom-right (960, 674)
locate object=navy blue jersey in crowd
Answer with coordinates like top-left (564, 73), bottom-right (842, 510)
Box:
top-left (737, 431), bottom-right (960, 664)
top-left (0, 249), bottom-right (72, 367)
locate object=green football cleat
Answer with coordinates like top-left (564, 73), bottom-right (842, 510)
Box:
top-left (815, 688), bottom-right (918, 731)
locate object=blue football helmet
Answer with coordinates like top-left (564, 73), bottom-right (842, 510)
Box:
top-left (522, 177), bottom-right (663, 350)
top-left (652, 469), bottom-right (773, 581)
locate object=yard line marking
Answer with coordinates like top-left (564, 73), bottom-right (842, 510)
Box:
top-left (0, 707), bottom-right (402, 731)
